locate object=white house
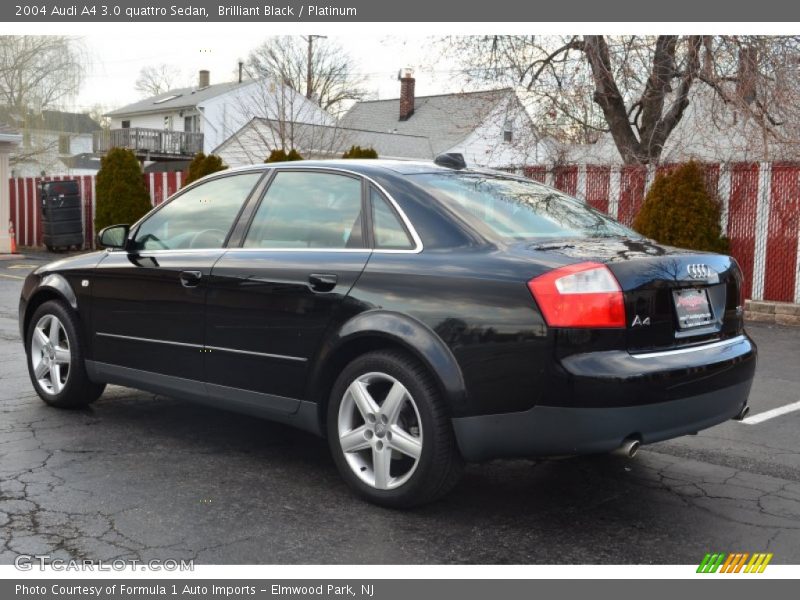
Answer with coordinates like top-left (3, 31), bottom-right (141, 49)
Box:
top-left (339, 72), bottom-right (539, 168)
top-left (215, 72), bottom-right (540, 169)
top-left (0, 108), bottom-right (101, 177)
top-left (102, 70), bottom-right (335, 164)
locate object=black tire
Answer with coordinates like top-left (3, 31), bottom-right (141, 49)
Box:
top-left (327, 350), bottom-right (463, 508)
top-left (25, 300), bottom-right (105, 408)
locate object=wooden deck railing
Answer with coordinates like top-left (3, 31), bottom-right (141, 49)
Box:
top-left (93, 127), bottom-right (204, 157)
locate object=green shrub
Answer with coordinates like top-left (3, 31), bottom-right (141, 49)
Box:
top-left (184, 152), bottom-right (227, 186)
top-left (265, 149), bottom-right (304, 163)
top-left (342, 145), bottom-right (378, 159)
top-left (94, 148), bottom-right (152, 232)
top-left (633, 161), bottom-right (729, 253)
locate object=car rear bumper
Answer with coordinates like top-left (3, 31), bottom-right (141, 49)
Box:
top-left (452, 335), bottom-right (756, 461)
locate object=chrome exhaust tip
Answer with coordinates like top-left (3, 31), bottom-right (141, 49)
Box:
top-left (612, 438), bottom-right (640, 459)
top-left (733, 405), bottom-right (750, 421)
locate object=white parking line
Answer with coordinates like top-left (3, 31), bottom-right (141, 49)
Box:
top-left (0, 273), bottom-right (23, 280)
top-left (741, 400), bottom-right (800, 425)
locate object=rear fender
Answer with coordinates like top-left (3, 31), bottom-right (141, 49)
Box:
top-left (310, 310), bottom-right (467, 415)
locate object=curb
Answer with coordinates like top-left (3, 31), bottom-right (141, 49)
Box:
top-left (745, 300), bottom-right (800, 327)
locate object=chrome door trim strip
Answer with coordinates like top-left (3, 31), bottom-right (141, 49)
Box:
top-left (96, 332), bottom-right (203, 349)
top-left (205, 345), bottom-right (307, 363)
top-left (96, 332), bottom-right (307, 363)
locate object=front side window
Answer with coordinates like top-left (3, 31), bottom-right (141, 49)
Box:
top-left (244, 171), bottom-right (364, 249)
top-left (133, 173), bottom-right (261, 251)
top-left (412, 173), bottom-right (639, 241)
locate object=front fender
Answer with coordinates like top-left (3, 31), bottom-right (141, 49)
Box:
top-left (19, 273), bottom-right (79, 341)
top-left (39, 273), bottom-right (79, 309)
top-left (313, 310), bottom-right (467, 411)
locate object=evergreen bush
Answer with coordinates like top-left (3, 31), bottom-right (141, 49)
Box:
top-left (94, 148), bottom-right (152, 232)
top-left (633, 161), bottom-right (729, 253)
top-left (184, 152), bottom-right (227, 186)
top-left (342, 145), bottom-right (378, 159)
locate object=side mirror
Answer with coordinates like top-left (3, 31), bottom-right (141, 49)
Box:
top-left (97, 224), bottom-right (130, 250)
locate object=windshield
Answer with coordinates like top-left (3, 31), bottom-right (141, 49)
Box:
top-left (412, 172), bottom-right (640, 242)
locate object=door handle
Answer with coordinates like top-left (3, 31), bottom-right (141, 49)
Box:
top-left (308, 273), bottom-right (338, 292)
top-left (179, 270), bottom-right (203, 288)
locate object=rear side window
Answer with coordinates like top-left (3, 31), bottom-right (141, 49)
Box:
top-left (371, 188), bottom-right (413, 250)
top-left (244, 172), bottom-right (364, 249)
top-left (133, 173), bottom-right (261, 251)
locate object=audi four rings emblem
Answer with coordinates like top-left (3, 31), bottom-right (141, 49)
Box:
top-left (687, 264), bottom-right (711, 279)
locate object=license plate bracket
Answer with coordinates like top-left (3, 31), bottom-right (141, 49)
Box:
top-left (673, 288), bottom-right (714, 329)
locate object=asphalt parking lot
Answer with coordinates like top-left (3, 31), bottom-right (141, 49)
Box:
top-left (1, 252), bottom-right (799, 565)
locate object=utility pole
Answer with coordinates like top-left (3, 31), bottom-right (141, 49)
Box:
top-left (304, 35), bottom-right (327, 101)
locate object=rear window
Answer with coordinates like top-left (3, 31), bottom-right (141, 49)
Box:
top-left (411, 172), bottom-right (639, 241)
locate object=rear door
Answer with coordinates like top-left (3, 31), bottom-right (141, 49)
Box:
top-left (204, 169), bottom-right (371, 408)
top-left (91, 172), bottom-right (264, 381)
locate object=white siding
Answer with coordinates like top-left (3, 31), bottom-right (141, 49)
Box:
top-left (11, 131), bottom-right (100, 177)
top-left (107, 80), bottom-right (336, 155)
top-left (70, 134), bottom-right (93, 154)
top-left (202, 81), bottom-right (335, 153)
top-left (443, 96), bottom-right (541, 169)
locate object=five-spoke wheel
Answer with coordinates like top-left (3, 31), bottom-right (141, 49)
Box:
top-left (328, 350), bottom-right (463, 507)
top-left (25, 300), bottom-right (105, 408)
top-left (337, 372), bottom-right (423, 490)
top-left (30, 313), bottom-right (71, 395)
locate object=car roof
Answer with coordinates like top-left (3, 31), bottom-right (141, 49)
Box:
top-left (220, 159), bottom-right (505, 178)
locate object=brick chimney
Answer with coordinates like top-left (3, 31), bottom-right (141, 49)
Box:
top-left (399, 68), bottom-right (415, 121)
top-left (199, 70), bottom-right (210, 88)
top-left (736, 48), bottom-right (757, 105)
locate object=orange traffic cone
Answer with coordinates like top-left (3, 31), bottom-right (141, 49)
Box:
top-left (8, 221), bottom-right (17, 254)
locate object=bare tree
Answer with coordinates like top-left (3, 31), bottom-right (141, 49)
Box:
top-left (222, 77), bottom-right (348, 164)
top-left (0, 36), bottom-right (85, 169)
top-left (444, 35), bottom-right (800, 164)
top-left (134, 64), bottom-right (182, 97)
top-left (245, 36), bottom-right (366, 116)
top-left (87, 103), bottom-right (112, 130)
top-left (0, 36), bottom-right (84, 113)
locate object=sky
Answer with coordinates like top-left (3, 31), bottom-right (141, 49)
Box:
top-left (73, 33), bottom-right (462, 115)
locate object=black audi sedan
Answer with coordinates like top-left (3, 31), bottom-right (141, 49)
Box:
top-left (19, 157), bottom-right (756, 507)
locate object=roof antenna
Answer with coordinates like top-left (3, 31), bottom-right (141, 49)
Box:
top-left (434, 153), bottom-right (467, 170)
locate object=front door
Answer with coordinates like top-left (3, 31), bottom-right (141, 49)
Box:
top-left (91, 172), bottom-right (264, 383)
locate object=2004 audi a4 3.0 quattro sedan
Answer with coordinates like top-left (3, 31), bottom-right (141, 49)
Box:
top-left (19, 156), bottom-right (757, 507)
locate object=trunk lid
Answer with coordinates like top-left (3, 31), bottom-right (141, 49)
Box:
top-left (525, 237), bottom-right (745, 352)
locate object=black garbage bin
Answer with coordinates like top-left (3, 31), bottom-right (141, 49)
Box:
top-left (40, 180), bottom-right (84, 251)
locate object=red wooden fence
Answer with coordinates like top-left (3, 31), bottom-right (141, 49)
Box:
top-left (8, 172), bottom-right (183, 250)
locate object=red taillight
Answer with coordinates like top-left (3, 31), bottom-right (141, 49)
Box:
top-left (527, 262), bottom-right (626, 328)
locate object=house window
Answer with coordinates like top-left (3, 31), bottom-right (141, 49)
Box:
top-left (503, 120), bottom-right (513, 143)
top-left (121, 120), bottom-right (130, 129)
top-left (58, 134), bottom-right (71, 154)
top-left (184, 115), bottom-right (199, 133)
top-left (164, 116), bottom-right (173, 131)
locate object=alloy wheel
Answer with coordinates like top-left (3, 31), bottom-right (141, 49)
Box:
top-left (30, 314), bottom-right (71, 395)
top-left (337, 371), bottom-right (423, 490)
